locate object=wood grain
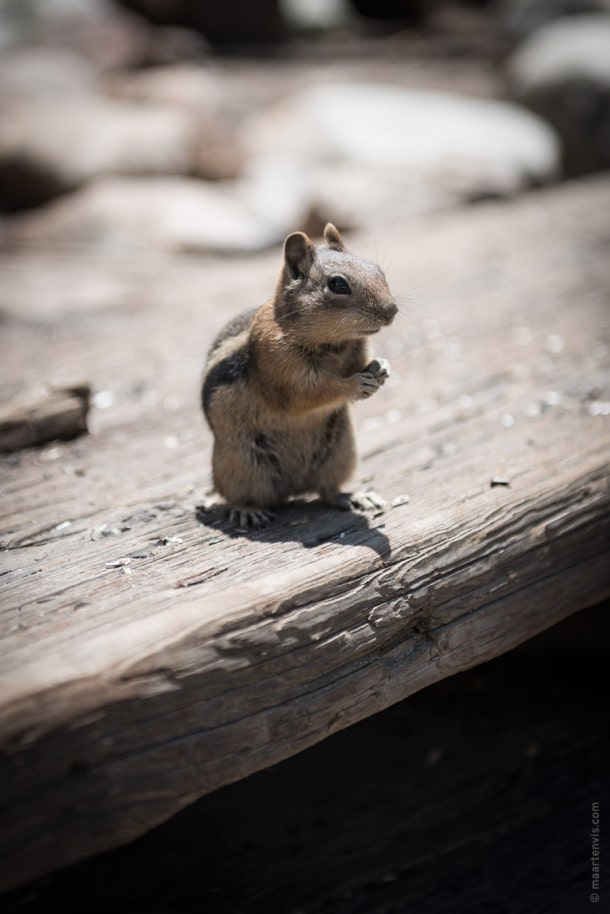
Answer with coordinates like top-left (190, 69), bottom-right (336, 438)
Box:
top-left (1, 176), bottom-right (609, 890)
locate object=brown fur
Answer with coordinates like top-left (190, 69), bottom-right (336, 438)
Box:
top-left (201, 224), bottom-right (397, 526)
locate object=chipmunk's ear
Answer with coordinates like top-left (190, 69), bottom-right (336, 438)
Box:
top-left (284, 231), bottom-right (315, 281)
top-left (323, 223), bottom-right (346, 252)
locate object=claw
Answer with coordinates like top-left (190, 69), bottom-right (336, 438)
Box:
top-left (229, 508), bottom-right (275, 530)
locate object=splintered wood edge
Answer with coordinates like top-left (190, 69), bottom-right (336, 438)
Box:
top-left (0, 553), bottom-right (607, 889)
top-left (0, 455), bottom-right (608, 888)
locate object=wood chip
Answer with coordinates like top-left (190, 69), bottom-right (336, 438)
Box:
top-left (0, 385), bottom-right (90, 452)
top-left (105, 558), bottom-right (132, 568)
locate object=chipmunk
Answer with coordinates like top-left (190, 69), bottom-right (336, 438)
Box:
top-left (201, 223), bottom-right (397, 528)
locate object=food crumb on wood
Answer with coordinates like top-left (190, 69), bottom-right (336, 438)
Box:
top-left (490, 476), bottom-right (511, 487)
top-left (99, 526), bottom-right (122, 537)
top-left (54, 520), bottom-right (72, 531)
top-left (391, 494), bottom-right (410, 507)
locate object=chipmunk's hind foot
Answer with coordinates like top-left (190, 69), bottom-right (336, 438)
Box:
top-left (229, 507), bottom-right (276, 530)
top-left (350, 489), bottom-right (386, 512)
top-left (321, 489), bottom-right (386, 513)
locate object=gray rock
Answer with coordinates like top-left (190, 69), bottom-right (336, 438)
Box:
top-left (507, 14), bottom-right (610, 175)
top-left (0, 94), bottom-right (232, 211)
top-left (106, 65), bottom-right (243, 179)
top-left (107, 64), bottom-right (228, 111)
top-left (0, 0), bottom-right (204, 68)
top-left (244, 83), bottom-right (561, 227)
top-left (0, 0), bottom-right (31, 50)
top-left (495, 0), bottom-right (610, 39)
top-left (5, 175), bottom-right (311, 254)
top-left (0, 47), bottom-right (97, 97)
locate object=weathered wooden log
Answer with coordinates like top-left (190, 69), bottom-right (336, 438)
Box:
top-left (0, 385), bottom-right (90, 452)
top-left (0, 175), bottom-right (609, 891)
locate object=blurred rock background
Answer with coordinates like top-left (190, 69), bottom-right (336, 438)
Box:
top-left (1, 0), bottom-right (608, 253)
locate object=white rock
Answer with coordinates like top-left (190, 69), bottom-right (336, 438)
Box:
top-left (248, 83), bottom-right (559, 179)
top-left (244, 83), bottom-right (561, 225)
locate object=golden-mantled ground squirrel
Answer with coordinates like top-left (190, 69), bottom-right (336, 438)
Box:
top-left (201, 223), bottom-right (397, 528)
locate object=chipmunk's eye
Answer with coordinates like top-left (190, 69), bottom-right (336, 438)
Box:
top-left (327, 275), bottom-right (351, 295)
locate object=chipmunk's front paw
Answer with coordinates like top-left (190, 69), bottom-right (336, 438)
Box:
top-left (365, 358), bottom-right (390, 385)
top-left (353, 370), bottom-right (380, 399)
top-left (353, 359), bottom-right (391, 399)
top-left (229, 508), bottom-right (276, 530)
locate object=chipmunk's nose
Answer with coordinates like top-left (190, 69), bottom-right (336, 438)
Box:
top-left (382, 301), bottom-right (398, 325)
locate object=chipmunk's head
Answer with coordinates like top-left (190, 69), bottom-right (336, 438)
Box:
top-left (275, 223), bottom-right (397, 346)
